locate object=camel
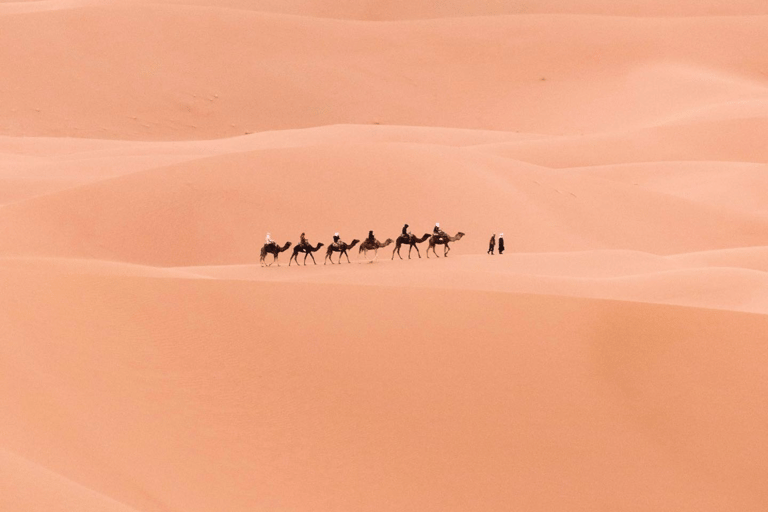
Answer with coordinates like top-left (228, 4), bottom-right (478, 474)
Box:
top-left (426, 232), bottom-right (465, 258)
top-left (260, 241), bottom-right (292, 266)
top-left (391, 233), bottom-right (431, 260)
top-left (324, 239), bottom-right (360, 264)
top-left (289, 242), bottom-right (325, 266)
top-left (358, 238), bottom-right (393, 260)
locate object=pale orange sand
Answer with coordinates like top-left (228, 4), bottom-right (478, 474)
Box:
top-left (1, 1), bottom-right (766, 510)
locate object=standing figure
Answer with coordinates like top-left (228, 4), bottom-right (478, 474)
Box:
top-left (498, 233), bottom-right (505, 254)
top-left (488, 234), bottom-right (496, 255)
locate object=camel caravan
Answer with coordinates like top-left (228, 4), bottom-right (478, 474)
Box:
top-left (260, 223), bottom-right (465, 267)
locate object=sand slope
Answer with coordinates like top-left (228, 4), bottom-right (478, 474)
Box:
top-left (1, 0), bottom-right (767, 511)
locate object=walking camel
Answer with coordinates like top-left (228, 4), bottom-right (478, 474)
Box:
top-left (289, 242), bottom-right (325, 266)
top-left (260, 241), bottom-right (292, 266)
top-left (359, 238), bottom-right (393, 260)
top-left (391, 233), bottom-right (431, 260)
top-left (426, 232), bottom-right (465, 258)
top-left (324, 239), bottom-right (360, 264)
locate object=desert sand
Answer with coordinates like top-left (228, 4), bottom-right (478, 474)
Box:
top-left (1, 1), bottom-right (767, 510)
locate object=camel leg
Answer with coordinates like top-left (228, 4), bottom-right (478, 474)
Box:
top-left (445, 244), bottom-right (450, 257)
top-left (309, 252), bottom-right (316, 265)
top-left (343, 250), bottom-right (351, 264)
top-left (413, 245), bottom-right (421, 258)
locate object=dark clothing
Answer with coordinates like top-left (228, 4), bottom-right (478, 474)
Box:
top-left (367, 231), bottom-right (375, 243)
top-left (498, 237), bottom-right (505, 254)
top-left (402, 225), bottom-right (409, 237)
top-left (488, 235), bottom-right (496, 255)
top-left (333, 235), bottom-right (340, 244)
top-left (300, 234), bottom-right (308, 246)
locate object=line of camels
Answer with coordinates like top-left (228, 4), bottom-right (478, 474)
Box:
top-left (260, 231), bottom-right (466, 266)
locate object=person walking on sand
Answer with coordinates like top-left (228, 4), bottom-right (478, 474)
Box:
top-left (488, 234), bottom-right (495, 255)
top-left (498, 233), bottom-right (505, 254)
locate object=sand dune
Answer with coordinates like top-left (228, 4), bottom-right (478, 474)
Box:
top-left (1, 263), bottom-right (767, 511)
top-left (2, 0), bottom-right (767, 510)
top-left (3, 139), bottom-right (768, 264)
top-left (2, 7), bottom-right (766, 138)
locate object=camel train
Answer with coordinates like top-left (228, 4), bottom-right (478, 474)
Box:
top-left (260, 224), bottom-right (465, 267)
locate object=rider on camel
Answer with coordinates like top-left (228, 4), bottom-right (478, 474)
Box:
top-left (433, 222), bottom-right (447, 240)
top-left (266, 232), bottom-right (277, 247)
top-left (300, 232), bottom-right (309, 248)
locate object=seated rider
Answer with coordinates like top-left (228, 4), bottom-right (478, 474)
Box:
top-left (367, 230), bottom-right (375, 244)
top-left (401, 223), bottom-right (411, 239)
top-left (333, 232), bottom-right (341, 247)
top-left (266, 232), bottom-right (277, 247)
top-left (300, 232), bottom-right (309, 248)
top-left (433, 222), bottom-right (446, 238)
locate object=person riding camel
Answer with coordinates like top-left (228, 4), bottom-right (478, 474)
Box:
top-left (402, 223), bottom-right (411, 238)
top-left (333, 232), bottom-right (341, 248)
top-left (266, 232), bottom-right (277, 247)
top-left (367, 230), bottom-right (376, 244)
top-left (300, 232), bottom-right (309, 248)
top-left (433, 222), bottom-right (447, 240)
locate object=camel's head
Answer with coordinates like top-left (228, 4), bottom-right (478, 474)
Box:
top-left (456, 232), bottom-right (465, 239)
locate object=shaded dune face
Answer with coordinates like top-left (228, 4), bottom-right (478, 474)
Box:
top-left (1, 1), bottom-right (767, 511)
